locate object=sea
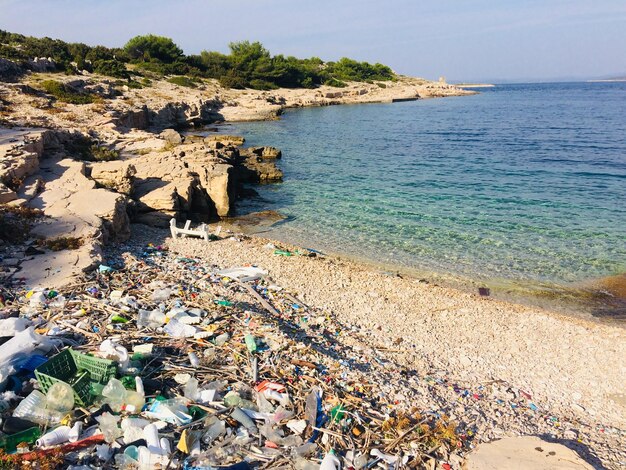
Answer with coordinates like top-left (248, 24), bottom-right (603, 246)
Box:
top-left (213, 82), bottom-right (626, 320)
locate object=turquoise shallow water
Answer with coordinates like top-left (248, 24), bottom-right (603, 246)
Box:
top-left (214, 82), bottom-right (626, 316)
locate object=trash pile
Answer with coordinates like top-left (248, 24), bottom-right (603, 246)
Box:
top-left (0, 242), bottom-right (468, 469)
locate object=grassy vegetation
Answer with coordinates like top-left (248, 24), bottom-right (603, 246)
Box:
top-left (167, 76), bottom-right (197, 88)
top-left (38, 236), bottom-right (83, 251)
top-left (1, 30), bottom-right (396, 90)
top-left (89, 145), bottom-right (120, 161)
top-left (63, 134), bottom-right (119, 161)
top-left (39, 80), bottom-right (95, 104)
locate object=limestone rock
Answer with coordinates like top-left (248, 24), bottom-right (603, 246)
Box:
top-left (18, 240), bottom-right (102, 288)
top-left (89, 161), bottom-right (137, 195)
top-left (463, 436), bottom-right (594, 470)
top-left (159, 128), bottom-right (184, 145)
top-left (134, 179), bottom-right (180, 213)
top-left (115, 106), bottom-right (150, 130)
top-left (241, 146), bottom-right (282, 159)
top-left (0, 182), bottom-right (17, 203)
top-left (237, 156), bottom-right (283, 183)
top-left (133, 210), bottom-right (177, 228)
top-left (27, 57), bottom-right (56, 72)
top-left (204, 135), bottom-right (245, 147)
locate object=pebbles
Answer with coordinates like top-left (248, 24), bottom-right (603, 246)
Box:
top-left (161, 226), bottom-right (625, 469)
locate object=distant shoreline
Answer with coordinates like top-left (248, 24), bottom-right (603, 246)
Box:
top-left (453, 83), bottom-right (495, 88)
top-left (587, 79), bottom-right (626, 83)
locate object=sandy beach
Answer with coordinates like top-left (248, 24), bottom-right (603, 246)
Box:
top-left (121, 224), bottom-right (626, 468)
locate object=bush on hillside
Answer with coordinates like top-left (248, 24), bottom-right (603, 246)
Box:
top-left (167, 75), bottom-right (197, 88)
top-left (0, 29), bottom-right (397, 90)
top-left (39, 80), bottom-right (95, 104)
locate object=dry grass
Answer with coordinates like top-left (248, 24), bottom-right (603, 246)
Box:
top-left (38, 236), bottom-right (83, 251)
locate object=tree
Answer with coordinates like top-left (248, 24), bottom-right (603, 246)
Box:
top-left (124, 35), bottom-right (183, 63)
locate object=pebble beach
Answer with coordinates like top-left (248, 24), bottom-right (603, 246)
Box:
top-left (125, 223), bottom-right (626, 468)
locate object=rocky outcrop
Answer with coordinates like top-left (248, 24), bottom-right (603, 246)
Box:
top-left (204, 135), bottom-right (245, 147)
top-left (88, 161), bottom-right (136, 195)
top-left (0, 58), bottom-right (25, 82)
top-left (115, 134), bottom-right (282, 223)
top-left (240, 146), bottom-right (281, 159)
top-left (159, 128), bottom-right (183, 145)
top-left (0, 129), bottom-right (132, 287)
top-left (27, 57), bottom-right (56, 73)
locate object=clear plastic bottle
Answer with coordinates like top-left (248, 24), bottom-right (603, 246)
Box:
top-left (13, 390), bottom-right (63, 426)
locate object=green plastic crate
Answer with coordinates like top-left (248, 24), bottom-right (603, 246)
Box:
top-left (0, 427), bottom-right (41, 453)
top-left (34, 349), bottom-right (117, 407)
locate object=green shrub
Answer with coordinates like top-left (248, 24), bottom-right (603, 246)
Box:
top-left (167, 75), bottom-right (197, 88)
top-left (324, 77), bottom-right (348, 88)
top-left (249, 79), bottom-right (278, 90)
top-left (89, 145), bottom-right (120, 161)
top-left (93, 59), bottom-right (129, 79)
top-left (39, 80), bottom-right (95, 104)
top-left (64, 136), bottom-right (118, 161)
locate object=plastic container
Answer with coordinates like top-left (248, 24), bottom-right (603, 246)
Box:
top-left (35, 348), bottom-right (117, 407)
top-left (13, 390), bottom-right (63, 426)
top-left (45, 382), bottom-right (75, 412)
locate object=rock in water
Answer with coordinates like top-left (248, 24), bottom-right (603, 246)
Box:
top-left (464, 436), bottom-right (594, 469)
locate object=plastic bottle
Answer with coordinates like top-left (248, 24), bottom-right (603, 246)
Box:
top-left (137, 309), bottom-right (166, 329)
top-left (45, 382), bottom-right (75, 413)
top-left (202, 419), bottom-right (225, 444)
top-left (214, 333), bottom-right (229, 346)
top-left (163, 318), bottom-right (197, 338)
top-left (36, 425), bottom-right (71, 447)
top-left (68, 421), bottom-right (83, 442)
top-left (13, 390), bottom-right (63, 426)
top-left (188, 352), bottom-right (200, 367)
top-left (123, 389), bottom-right (145, 413)
top-left (135, 377), bottom-right (145, 395)
top-left (143, 423), bottom-right (161, 454)
top-left (2, 417), bottom-right (39, 434)
top-left (231, 408), bottom-right (257, 433)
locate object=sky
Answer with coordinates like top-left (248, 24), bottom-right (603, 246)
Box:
top-left (1, 0), bottom-right (625, 82)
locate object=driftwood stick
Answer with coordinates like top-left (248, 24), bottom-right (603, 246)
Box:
top-left (237, 280), bottom-right (280, 316)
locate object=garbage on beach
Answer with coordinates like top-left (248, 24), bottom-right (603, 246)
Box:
top-left (0, 241), bottom-right (485, 468)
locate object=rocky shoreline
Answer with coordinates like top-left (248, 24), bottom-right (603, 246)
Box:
top-left (2, 71), bottom-right (623, 468)
top-left (0, 71), bottom-right (473, 289)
